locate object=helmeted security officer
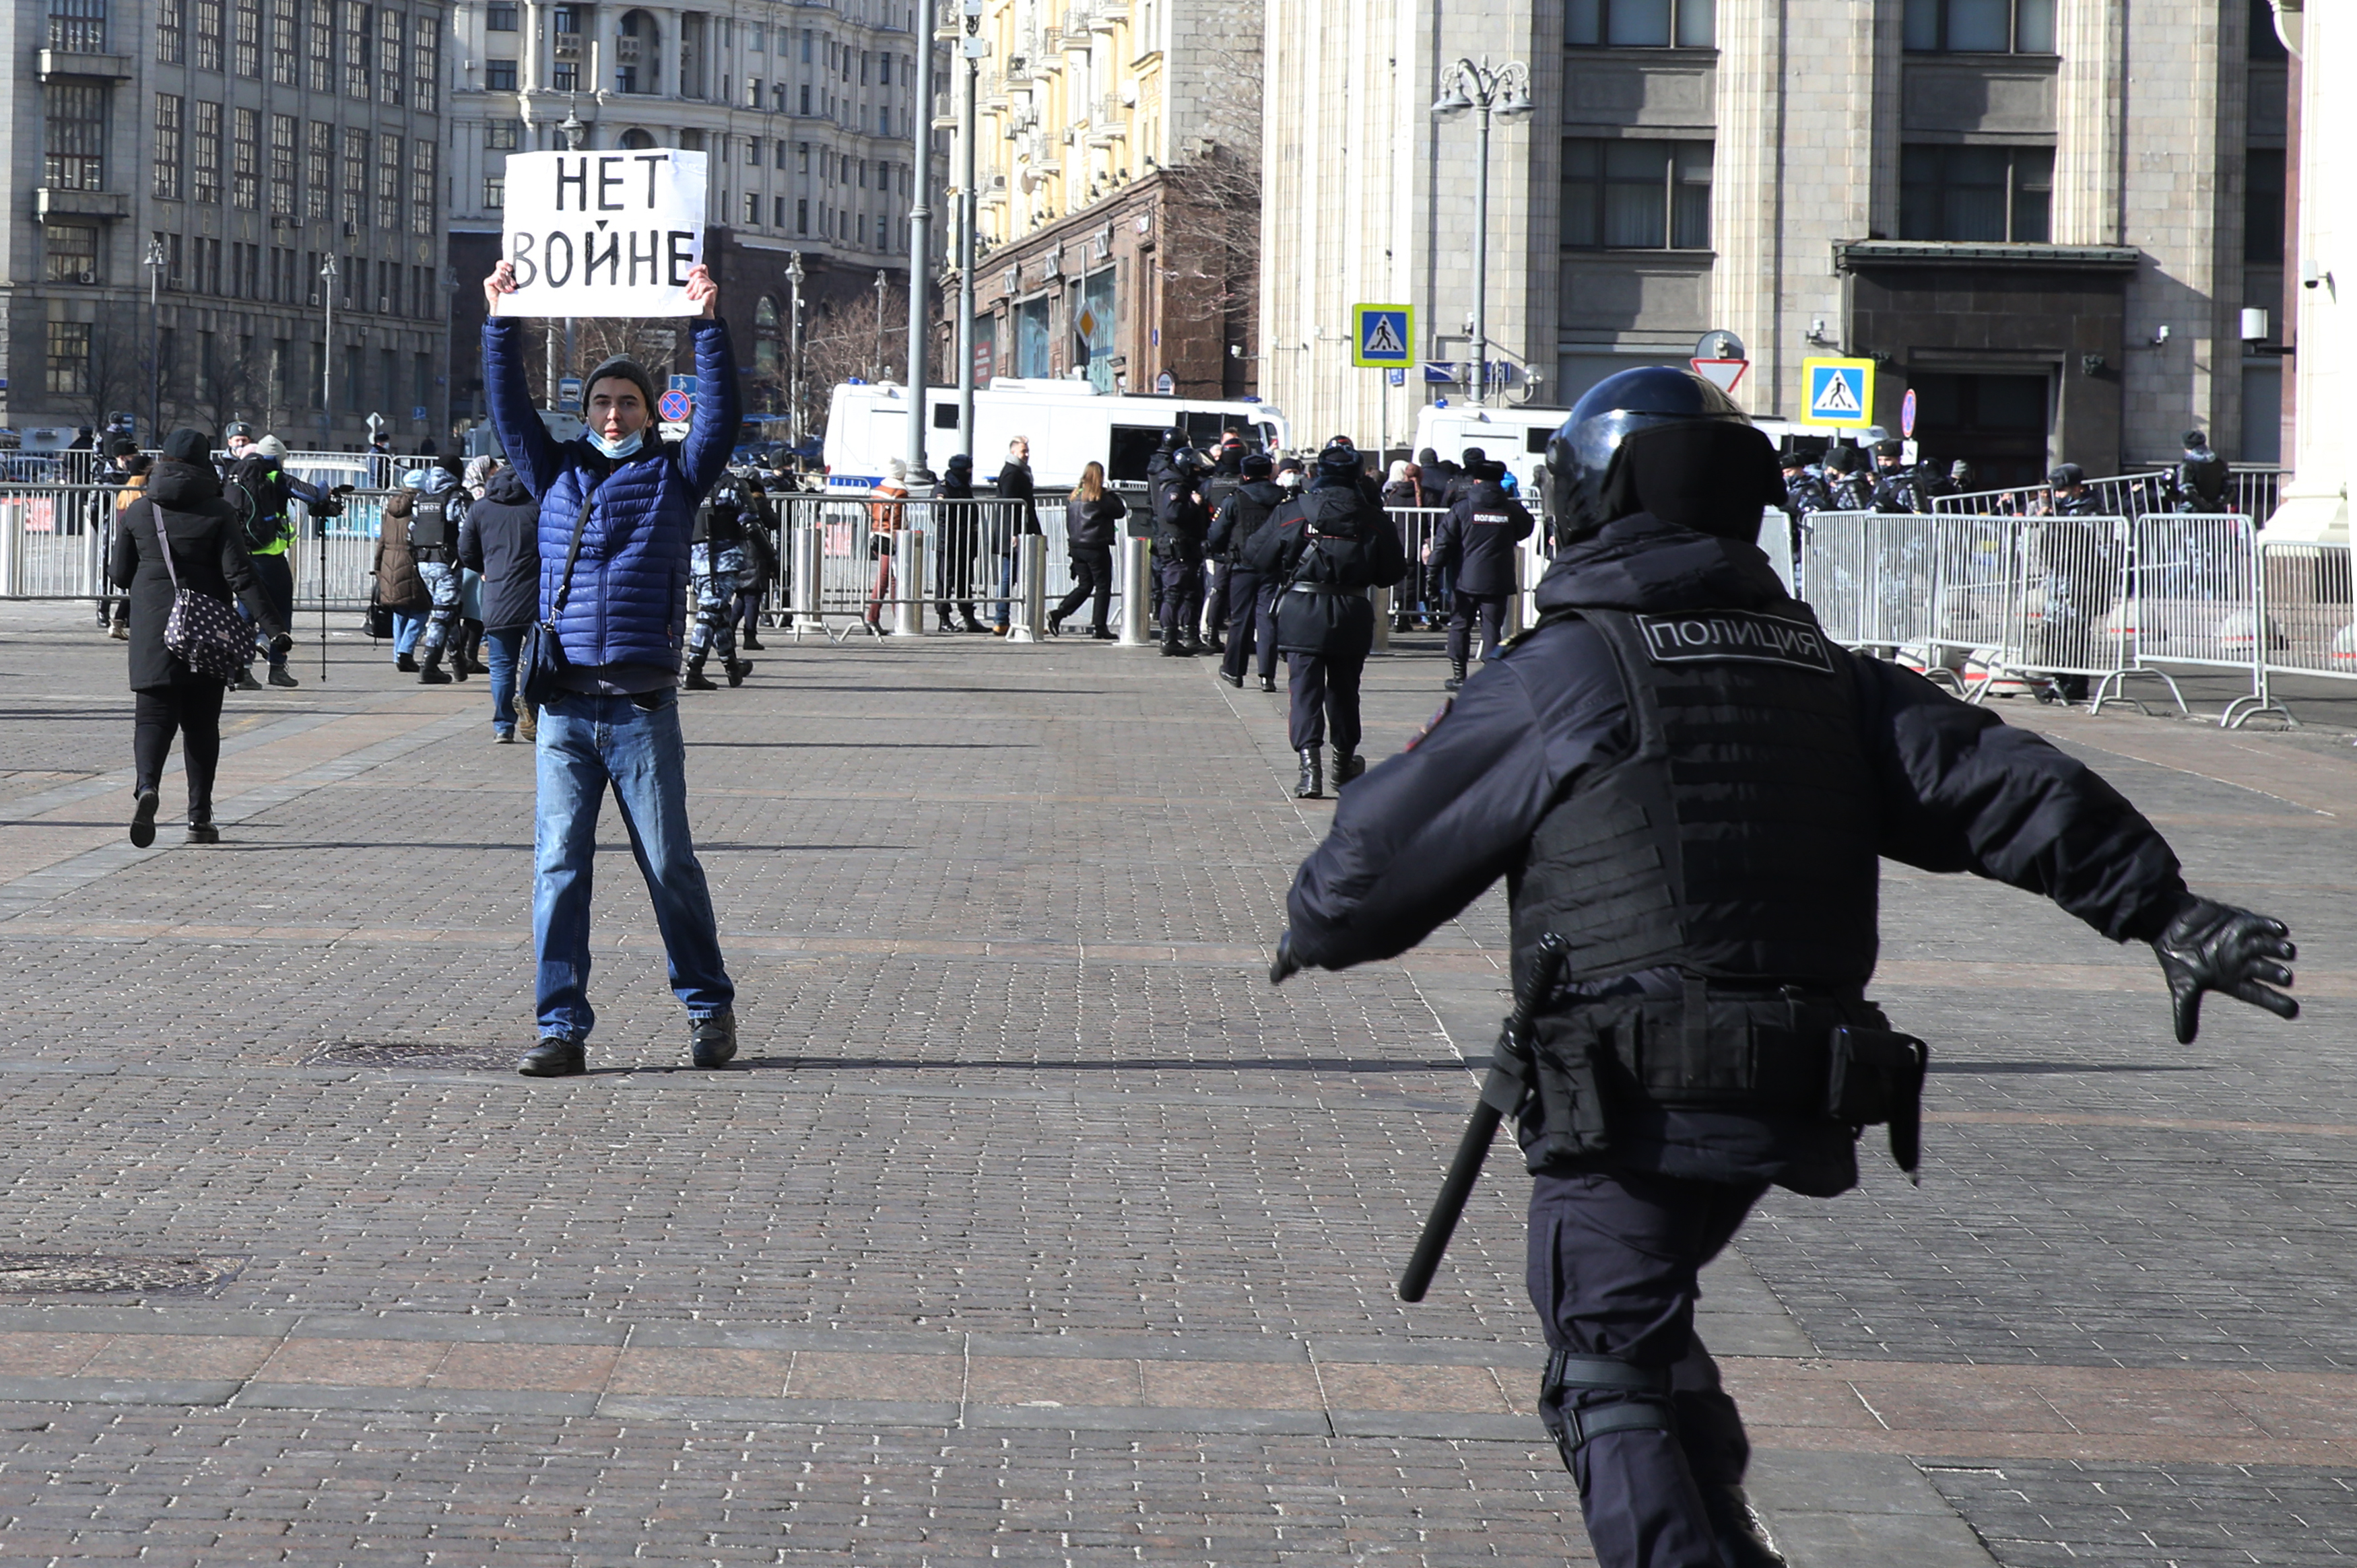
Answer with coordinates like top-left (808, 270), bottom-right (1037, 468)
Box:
top-left (1869, 438), bottom-right (1927, 514)
top-left (407, 460), bottom-right (473, 683)
top-left (2175, 430), bottom-right (2229, 512)
top-left (1428, 461), bottom-right (1535, 691)
top-left (2035, 464), bottom-right (2116, 704)
top-left (1154, 447), bottom-right (1212, 656)
top-left (1265, 367), bottom-right (2298, 1568)
top-left (1779, 451), bottom-right (1830, 519)
top-left (682, 467), bottom-right (756, 690)
top-left (1207, 451), bottom-right (1287, 689)
top-left (1244, 440), bottom-right (1408, 798)
top-left (1822, 444), bottom-right (1874, 510)
top-left (1197, 438), bottom-right (1247, 652)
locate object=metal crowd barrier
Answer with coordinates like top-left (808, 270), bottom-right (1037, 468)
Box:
top-left (768, 494), bottom-right (1087, 640)
top-left (2229, 541), bottom-right (2357, 727)
top-left (1935, 465), bottom-right (2284, 523)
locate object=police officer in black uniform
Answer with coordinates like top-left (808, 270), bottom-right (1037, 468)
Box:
top-left (1244, 440), bottom-right (1407, 798)
top-left (1197, 438), bottom-right (1247, 652)
top-left (1428, 460), bottom-right (1535, 691)
top-left (1822, 444), bottom-right (1874, 510)
top-left (1868, 438), bottom-right (1926, 514)
top-left (1265, 368), bottom-right (2298, 1568)
top-left (1207, 452), bottom-right (1286, 689)
top-left (1154, 448), bottom-right (1212, 656)
top-left (2175, 430), bottom-right (2230, 512)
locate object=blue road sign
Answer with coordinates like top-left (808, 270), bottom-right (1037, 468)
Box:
top-left (1352, 305), bottom-right (1413, 368)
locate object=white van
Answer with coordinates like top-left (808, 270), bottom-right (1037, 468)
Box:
top-left (1412, 403), bottom-right (1880, 493)
top-left (822, 380), bottom-right (1291, 491)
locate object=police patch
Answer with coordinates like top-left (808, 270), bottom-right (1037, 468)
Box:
top-left (1634, 611), bottom-right (1834, 672)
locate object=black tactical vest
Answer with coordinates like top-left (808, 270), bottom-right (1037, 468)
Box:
top-left (1511, 603), bottom-right (1881, 992)
top-left (695, 481), bottom-right (745, 545)
top-left (409, 494), bottom-right (453, 553)
top-left (1290, 492), bottom-right (1380, 588)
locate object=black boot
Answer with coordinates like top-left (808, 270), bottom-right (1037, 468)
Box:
top-left (418, 650), bottom-right (453, 684)
top-left (725, 657), bottom-right (752, 687)
top-left (396, 650), bottom-right (420, 673)
top-left (1160, 632), bottom-right (1187, 658)
top-left (1700, 1486), bottom-right (1787, 1568)
top-left (1258, 673), bottom-right (1275, 692)
top-left (1294, 749), bottom-right (1323, 799)
top-left (739, 625), bottom-right (764, 650)
top-left (517, 1037), bottom-right (585, 1077)
top-left (681, 652), bottom-right (719, 691)
top-left (1445, 658), bottom-right (1467, 691)
top-left (460, 620), bottom-right (489, 674)
top-left (129, 788), bottom-right (160, 849)
top-left (1332, 751), bottom-right (1366, 788)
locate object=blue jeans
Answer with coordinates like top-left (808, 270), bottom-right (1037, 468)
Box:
top-left (391, 611), bottom-right (424, 657)
top-left (533, 687), bottom-right (734, 1042)
top-left (485, 626), bottom-right (524, 734)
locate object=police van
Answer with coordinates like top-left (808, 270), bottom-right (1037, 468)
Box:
top-left (822, 380), bottom-right (1291, 491)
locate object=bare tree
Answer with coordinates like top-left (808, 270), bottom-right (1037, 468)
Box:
top-left (1156, 143), bottom-right (1261, 331)
top-left (73, 313), bottom-right (150, 437)
top-left (798, 280), bottom-right (907, 439)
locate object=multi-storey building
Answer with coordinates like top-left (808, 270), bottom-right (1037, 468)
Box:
top-left (1264, 0), bottom-right (2287, 482)
top-left (8, 0), bottom-right (449, 448)
top-left (440, 0), bottom-right (931, 430)
top-left (958, 0), bottom-right (1260, 399)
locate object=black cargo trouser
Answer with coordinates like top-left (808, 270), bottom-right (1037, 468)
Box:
top-left (1447, 590), bottom-right (1508, 667)
top-left (1284, 616), bottom-right (1372, 755)
top-left (1157, 557), bottom-right (1203, 640)
top-left (1220, 568), bottom-right (1263, 682)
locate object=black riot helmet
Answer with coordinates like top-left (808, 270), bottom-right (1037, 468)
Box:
top-left (1546, 367), bottom-right (1782, 543)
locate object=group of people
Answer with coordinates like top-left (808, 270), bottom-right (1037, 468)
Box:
top-left (862, 440), bottom-right (1038, 635)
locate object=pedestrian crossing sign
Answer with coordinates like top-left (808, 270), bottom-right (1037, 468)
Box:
top-left (1352, 304), bottom-right (1414, 368)
top-left (1801, 357), bottom-right (1875, 428)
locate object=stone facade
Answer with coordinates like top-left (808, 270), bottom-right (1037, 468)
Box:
top-left (8, 0), bottom-right (447, 447)
top-left (1264, 0), bottom-right (2278, 477)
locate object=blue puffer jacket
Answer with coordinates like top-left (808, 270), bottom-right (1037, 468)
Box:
top-left (480, 316), bottom-right (741, 673)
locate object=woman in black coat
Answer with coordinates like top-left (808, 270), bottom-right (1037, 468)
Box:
top-left (1047, 461), bottom-right (1126, 639)
top-left (108, 430), bottom-right (289, 846)
top-left (456, 461), bottom-right (543, 743)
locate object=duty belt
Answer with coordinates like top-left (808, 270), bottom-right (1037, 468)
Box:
top-left (1286, 582), bottom-right (1364, 596)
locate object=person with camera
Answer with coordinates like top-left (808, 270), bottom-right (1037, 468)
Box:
top-left (481, 259), bottom-right (741, 1078)
top-left (110, 429), bottom-right (292, 846)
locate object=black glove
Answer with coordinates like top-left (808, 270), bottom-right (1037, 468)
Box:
top-left (1268, 932), bottom-right (1301, 986)
top-left (2151, 895), bottom-right (2297, 1044)
top-left (268, 632), bottom-right (294, 656)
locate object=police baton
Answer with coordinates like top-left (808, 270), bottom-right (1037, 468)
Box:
top-left (1397, 932), bottom-right (1569, 1303)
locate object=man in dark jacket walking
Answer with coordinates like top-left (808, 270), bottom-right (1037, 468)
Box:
top-left (1244, 441), bottom-right (1408, 796)
top-left (1207, 452), bottom-right (1286, 688)
top-left (990, 437), bottom-right (1039, 634)
top-left (934, 452), bottom-right (988, 632)
top-left (1267, 368), bottom-right (2298, 1568)
top-left (1428, 460), bottom-right (1535, 689)
top-left (482, 259), bottom-right (741, 1078)
top-left (1154, 448), bottom-right (1212, 656)
top-left (457, 461), bottom-right (541, 744)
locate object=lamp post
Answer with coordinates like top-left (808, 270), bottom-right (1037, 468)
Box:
top-left (956, 0), bottom-right (983, 463)
top-left (786, 250), bottom-right (805, 450)
top-left (872, 269), bottom-right (888, 382)
top-left (1430, 56), bottom-right (1533, 408)
top-left (902, 0), bottom-right (936, 486)
top-left (319, 252), bottom-right (337, 447)
top-left (143, 239), bottom-right (167, 443)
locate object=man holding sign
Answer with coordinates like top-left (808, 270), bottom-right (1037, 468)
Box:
top-left (480, 143), bottom-right (743, 1079)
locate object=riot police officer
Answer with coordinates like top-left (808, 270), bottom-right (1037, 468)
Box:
top-left (1243, 440), bottom-right (1407, 797)
top-left (1197, 438), bottom-right (1247, 652)
top-left (1867, 438), bottom-right (1924, 513)
top-left (1265, 368), bottom-right (2297, 1568)
top-left (1154, 448), bottom-right (1212, 656)
top-left (1822, 444), bottom-right (1874, 510)
top-left (2176, 430), bottom-right (2230, 512)
top-left (2036, 464), bottom-right (2115, 704)
top-left (1779, 451), bottom-right (1830, 519)
top-left (1206, 452), bottom-right (1286, 689)
top-left (683, 469), bottom-right (756, 689)
top-left (1427, 460), bottom-right (1534, 690)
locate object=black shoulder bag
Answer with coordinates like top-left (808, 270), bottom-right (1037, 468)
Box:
top-left (519, 480), bottom-right (599, 711)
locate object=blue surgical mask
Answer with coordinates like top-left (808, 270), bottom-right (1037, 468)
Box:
top-left (587, 428), bottom-right (644, 460)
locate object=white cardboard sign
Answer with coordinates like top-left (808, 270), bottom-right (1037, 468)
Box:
top-left (496, 149), bottom-right (708, 318)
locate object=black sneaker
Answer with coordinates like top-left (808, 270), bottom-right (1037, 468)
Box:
top-left (517, 1037), bottom-right (586, 1077)
top-left (690, 1011), bottom-right (738, 1069)
top-left (129, 788), bottom-right (160, 848)
top-left (267, 666), bottom-right (299, 688)
top-left (185, 821), bottom-right (220, 845)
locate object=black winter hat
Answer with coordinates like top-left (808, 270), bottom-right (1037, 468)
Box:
top-left (1242, 452), bottom-right (1273, 479)
top-left (162, 428), bottom-right (211, 464)
top-left (582, 356), bottom-right (659, 415)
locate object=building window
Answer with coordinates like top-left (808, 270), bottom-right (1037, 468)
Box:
top-left (343, 345), bottom-right (363, 409)
top-left (341, 0), bottom-right (369, 98)
top-left (486, 0), bottom-right (514, 26)
top-left (305, 119), bottom-right (331, 218)
top-left (2246, 147), bottom-right (2285, 264)
top-left (339, 125), bottom-right (366, 226)
top-left (195, 0), bottom-right (222, 69)
top-left (484, 173), bottom-right (504, 207)
top-left (270, 0), bottom-right (296, 82)
top-left (775, 139), bottom-right (789, 169)
top-left (799, 82), bottom-right (811, 115)
top-left (411, 11), bottom-right (437, 110)
top-left (409, 141), bottom-right (434, 233)
top-left (154, 94), bottom-right (185, 199)
top-left (306, 0), bottom-right (331, 89)
top-left (796, 197), bottom-right (807, 232)
top-left (552, 62), bottom-right (576, 90)
top-left (1561, 137), bottom-right (1711, 248)
top-left (46, 322), bottom-right (92, 396)
top-left (746, 137), bottom-right (761, 165)
top-left (1902, 0), bottom-right (2054, 54)
top-left (743, 192), bottom-right (758, 224)
top-left (45, 83), bottom-right (108, 191)
top-left (49, 0), bottom-right (107, 53)
top-left (45, 224), bottom-right (100, 283)
top-left (486, 57), bottom-right (515, 89)
top-left (158, 0), bottom-right (185, 61)
top-left (234, 0), bottom-right (260, 74)
top-left (486, 118), bottom-right (519, 149)
top-left (678, 127), bottom-right (704, 150)
top-left (160, 232), bottom-right (184, 287)
top-left (1899, 143), bottom-right (2052, 242)
top-left (195, 235), bottom-right (222, 292)
top-left (376, 132), bottom-right (401, 228)
top-left (232, 106), bottom-right (259, 207)
top-left (1566, 0), bottom-right (1714, 47)
top-left (376, 5), bottom-right (403, 102)
top-left (269, 111), bottom-right (296, 213)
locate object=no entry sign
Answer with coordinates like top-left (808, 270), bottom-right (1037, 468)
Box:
top-left (496, 149), bottom-right (708, 318)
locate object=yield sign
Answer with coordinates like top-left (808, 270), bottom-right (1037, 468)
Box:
top-left (1691, 357), bottom-right (1748, 395)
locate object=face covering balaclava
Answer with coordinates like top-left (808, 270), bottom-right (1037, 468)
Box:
top-left (587, 428), bottom-right (644, 460)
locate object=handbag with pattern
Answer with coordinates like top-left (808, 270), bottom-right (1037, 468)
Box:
top-left (153, 510), bottom-right (251, 680)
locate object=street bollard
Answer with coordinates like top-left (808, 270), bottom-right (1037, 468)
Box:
top-left (1117, 536), bottom-right (1152, 646)
top-left (1006, 533), bottom-right (1048, 642)
top-left (895, 527), bottom-right (929, 637)
top-left (791, 522), bottom-right (824, 636)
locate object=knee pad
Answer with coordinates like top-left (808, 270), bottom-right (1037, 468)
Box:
top-left (1541, 1349), bottom-right (1678, 1467)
